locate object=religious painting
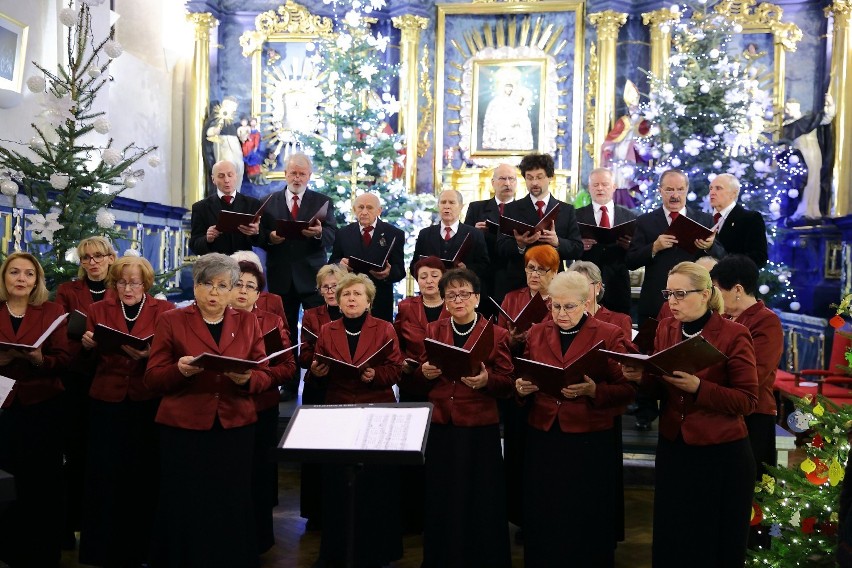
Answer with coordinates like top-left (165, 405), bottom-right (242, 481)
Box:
top-left (0, 13), bottom-right (28, 92)
top-left (471, 59), bottom-right (546, 156)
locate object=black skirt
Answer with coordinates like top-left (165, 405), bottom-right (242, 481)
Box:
top-left (300, 371), bottom-right (325, 524)
top-left (252, 405), bottom-right (279, 553)
top-left (422, 422), bottom-right (511, 568)
top-left (79, 397), bottom-right (160, 566)
top-left (523, 425), bottom-right (618, 568)
top-left (150, 420), bottom-right (258, 568)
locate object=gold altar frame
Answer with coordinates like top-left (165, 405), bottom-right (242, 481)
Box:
top-left (434, 1), bottom-right (586, 198)
top-left (0, 12), bottom-right (29, 93)
top-left (239, 1), bottom-right (333, 180)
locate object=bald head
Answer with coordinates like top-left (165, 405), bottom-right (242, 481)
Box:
top-left (491, 164), bottom-right (518, 203)
top-left (211, 160), bottom-right (238, 196)
top-left (708, 173), bottom-right (740, 212)
top-left (353, 193), bottom-right (382, 227)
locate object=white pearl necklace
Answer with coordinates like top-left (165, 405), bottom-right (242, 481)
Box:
top-left (90, 288), bottom-right (106, 295)
top-left (422, 298), bottom-right (444, 309)
top-left (451, 313), bottom-right (478, 336)
top-left (5, 302), bottom-right (24, 319)
top-left (344, 328), bottom-right (361, 336)
top-left (202, 314), bottom-right (225, 325)
top-left (121, 293), bottom-right (146, 322)
top-left (559, 327), bottom-right (579, 336)
top-left (681, 327), bottom-right (702, 339)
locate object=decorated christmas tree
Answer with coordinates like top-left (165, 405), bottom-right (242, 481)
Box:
top-left (295, 1), bottom-right (436, 265)
top-left (0, 1), bottom-right (157, 291)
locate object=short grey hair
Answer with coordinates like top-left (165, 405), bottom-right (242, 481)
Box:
top-left (439, 188), bottom-right (464, 206)
top-left (587, 167), bottom-right (613, 184)
top-left (284, 152), bottom-right (313, 172)
top-left (548, 271), bottom-right (590, 303)
top-left (713, 173), bottom-right (741, 193)
top-left (193, 253), bottom-right (240, 286)
top-left (568, 260), bottom-right (602, 284)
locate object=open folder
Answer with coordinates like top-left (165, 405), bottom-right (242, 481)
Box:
top-left (93, 324), bottom-right (153, 353)
top-left (495, 204), bottom-right (561, 237)
top-left (314, 339), bottom-right (394, 382)
top-left (188, 344), bottom-right (299, 374)
top-left (664, 215), bottom-right (715, 255)
top-left (438, 233), bottom-right (473, 268)
top-left (489, 292), bottom-right (549, 333)
top-left (631, 317), bottom-right (659, 354)
top-left (578, 219), bottom-right (636, 245)
top-left (0, 313), bottom-right (68, 352)
top-left (515, 340), bottom-right (608, 398)
top-left (275, 201), bottom-right (330, 240)
top-left (423, 318), bottom-right (494, 380)
top-left (348, 236), bottom-right (397, 274)
top-left (601, 335), bottom-right (727, 376)
top-left (215, 194), bottom-right (273, 233)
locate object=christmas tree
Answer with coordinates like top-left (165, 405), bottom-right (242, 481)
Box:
top-left (295, 1), bottom-right (436, 265)
top-left (0, 1), bottom-right (157, 291)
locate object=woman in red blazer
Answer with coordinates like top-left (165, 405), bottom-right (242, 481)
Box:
top-left (418, 268), bottom-right (514, 568)
top-left (310, 273), bottom-right (404, 567)
top-left (229, 250), bottom-right (287, 325)
top-left (515, 271), bottom-right (635, 567)
top-left (230, 260), bottom-right (297, 553)
top-left (77, 256), bottom-right (174, 567)
top-left (622, 261), bottom-right (758, 568)
top-left (144, 253), bottom-right (272, 568)
top-left (497, 245), bottom-right (558, 348)
top-left (711, 254), bottom-right (783, 478)
top-left (298, 263), bottom-right (345, 531)
top-left (0, 252), bottom-right (72, 567)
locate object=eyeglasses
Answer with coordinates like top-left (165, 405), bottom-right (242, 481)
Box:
top-left (525, 266), bottom-right (551, 276)
top-left (496, 176), bottom-right (516, 183)
top-left (320, 284), bottom-right (337, 293)
top-left (661, 289), bottom-right (704, 300)
top-left (551, 302), bottom-right (581, 313)
top-left (234, 282), bottom-right (259, 292)
top-left (526, 175), bottom-right (548, 182)
top-left (198, 281), bottom-right (232, 294)
top-left (116, 280), bottom-right (144, 290)
top-left (81, 253), bottom-right (108, 263)
top-left (445, 291), bottom-right (474, 302)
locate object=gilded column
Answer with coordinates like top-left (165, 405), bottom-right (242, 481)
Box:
top-left (588, 11), bottom-right (627, 168)
top-left (827, 1), bottom-right (852, 216)
top-left (642, 8), bottom-right (681, 84)
top-left (392, 15), bottom-right (428, 194)
top-left (185, 13), bottom-right (218, 206)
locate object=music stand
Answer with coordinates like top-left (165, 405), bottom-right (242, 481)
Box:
top-left (278, 402), bottom-right (433, 568)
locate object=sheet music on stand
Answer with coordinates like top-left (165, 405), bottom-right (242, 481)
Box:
top-left (278, 403), bottom-right (433, 465)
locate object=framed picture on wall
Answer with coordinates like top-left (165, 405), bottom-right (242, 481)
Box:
top-left (0, 13), bottom-right (28, 93)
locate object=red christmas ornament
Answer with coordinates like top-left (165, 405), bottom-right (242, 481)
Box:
top-left (806, 458), bottom-right (829, 485)
top-left (812, 434), bottom-right (824, 449)
top-left (820, 522), bottom-right (838, 537)
top-left (750, 502), bottom-right (763, 526)
top-left (830, 314), bottom-right (846, 329)
top-left (801, 517), bottom-right (817, 534)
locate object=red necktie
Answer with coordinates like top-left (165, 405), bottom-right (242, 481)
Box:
top-left (444, 227), bottom-right (452, 241)
top-left (669, 211), bottom-right (679, 222)
top-left (599, 205), bottom-right (610, 228)
top-left (222, 195), bottom-right (233, 205)
top-left (536, 200), bottom-right (545, 220)
top-left (362, 225), bottom-right (373, 246)
top-left (498, 202), bottom-right (505, 216)
top-left (291, 194), bottom-right (299, 219)
top-left (713, 212), bottom-right (722, 226)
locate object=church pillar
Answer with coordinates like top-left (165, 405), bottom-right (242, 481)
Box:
top-left (642, 8), bottom-right (680, 85)
top-left (392, 15), bottom-right (428, 194)
top-left (588, 11), bottom-right (627, 168)
top-left (826, 1), bottom-right (852, 216)
top-left (185, 13), bottom-right (218, 206)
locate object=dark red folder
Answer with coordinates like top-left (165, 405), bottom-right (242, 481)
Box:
top-left (188, 344), bottom-right (298, 374)
top-left (498, 204), bottom-right (561, 237)
top-left (663, 215), bottom-right (715, 255)
top-left (490, 292), bottom-right (550, 333)
top-left (601, 335), bottom-right (727, 376)
top-left (93, 324), bottom-right (153, 353)
top-left (578, 219), bottom-right (636, 245)
top-left (215, 194), bottom-right (272, 233)
top-left (423, 318), bottom-right (494, 380)
top-left (275, 201), bottom-right (330, 240)
top-left (349, 236), bottom-right (397, 274)
top-left (515, 340), bottom-right (608, 397)
top-left (314, 339), bottom-right (394, 382)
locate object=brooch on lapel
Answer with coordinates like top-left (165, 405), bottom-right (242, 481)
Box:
top-left (378, 235), bottom-right (388, 247)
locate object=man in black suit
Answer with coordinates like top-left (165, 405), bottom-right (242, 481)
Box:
top-left (576, 167), bottom-right (637, 315)
top-left (329, 192), bottom-right (405, 322)
top-left (496, 152), bottom-right (583, 294)
top-left (256, 152), bottom-right (337, 348)
top-left (189, 160), bottom-right (261, 255)
top-left (463, 163), bottom-right (517, 317)
top-left (410, 189), bottom-right (489, 285)
top-left (708, 173), bottom-right (768, 268)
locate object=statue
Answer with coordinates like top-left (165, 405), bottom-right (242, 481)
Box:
top-left (241, 117), bottom-right (266, 185)
top-left (600, 81), bottom-right (650, 208)
top-left (783, 94), bottom-right (835, 220)
top-left (204, 96), bottom-right (245, 187)
top-left (481, 66), bottom-right (534, 151)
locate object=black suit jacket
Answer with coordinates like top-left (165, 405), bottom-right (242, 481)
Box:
top-left (189, 193), bottom-right (261, 256)
top-left (409, 223), bottom-right (489, 282)
top-left (463, 199), bottom-right (511, 314)
top-left (716, 203), bottom-right (768, 268)
top-left (626, 207), bottom-right (723, 320)
top-left (329, 219), bottom-right (405, 322)
top-left (495, 195), bottom-right (583, 294)
top-left (256, 189), bottom-right (337, 296)
top-left (575, 204), bottom-right (637, 315)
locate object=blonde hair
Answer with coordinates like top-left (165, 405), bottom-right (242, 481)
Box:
top-left (0, 252), bottom-right (49, 305)
top-left (668, 261), bottom-right (724, 313)
top-left (316, 263), bottom-right (346, 289)
top-left (108, 256), bottom-right (155, 291)
top-left (547, 271), bottom-right (589, 303)
top-left (335, 272), bottom-right (376, 306)
top-left (76, 236), bottom-right (117, 278)
top-left (567, 260), bottom-right (604, 302)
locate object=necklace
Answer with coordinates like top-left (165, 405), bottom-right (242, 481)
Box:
top-left (201, 311), bottom-right (225, 325)
top-left (5, 302), bottom-right (25, 319)
top-left (681, 327), bottom-right (702, 339)
top-left (451, 313), bottom-right (478, 336)
top-left (422, 298), bottom-right (443, 308)
top-left (121, 293), bottom-right (146, 322)
top-left (90, 288), bottom-right (106, 295)
top-left (559, 327), bottom-right (579, 336)
top-left (344, 328), bottom-right (361, 336)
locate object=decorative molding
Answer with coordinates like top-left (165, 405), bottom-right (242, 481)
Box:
top-left (417, 44), bottom-right (433, 160)
top-left (583, 43), bottom-right (597, 160)
top-left (587, 10), bottom-right (627, 166)
top-left (186, 12), bottom-right (218, 40)
top-left (239, 0), bottom-right (333, 57)
top-left (642, 7), bottom-right (681, 84)
top-left (714, 0), bottom-right (803, 51)
top-left (588, 10), bottom-right (627, 42)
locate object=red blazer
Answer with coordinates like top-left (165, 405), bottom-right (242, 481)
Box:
top-left (645, 312), bottom-right (758, 445)
top-left (416, 316), bottom-right (514, 426)
top-left (314, 314), bottom-right (403, 404)
top-left (521, 318), bottom-right (635, 433)
top-left (497, 287), bottom-right (550, 330)
top-left (55, 278), bottom-right (117, 315)
top-left (256, 291), bottom-right (287, 326)
top-left (253, 309), bottom-right (297, 411)
top-left (0, 301), bottom-right (72, 407)
top-left (299, 304), bottom-right (333, 370)
top-left (394, 295), bottom-right (450, 396)
top-left (730, 301), bottom-right (783, 416)
top-left (594, 306), bottom-right (633, 338)
top-left (87, 295), bottom-right (175, 402)
top-left (144, 305), bottom-right (272, 430)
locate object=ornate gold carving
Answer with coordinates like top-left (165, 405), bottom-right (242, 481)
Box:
top-left (826, 0), bottom-right (852, 18)
top-left (393, 14), bottom-right (429, 193)
top-left (714, 0), bottom-right (802, 51)
top-left (417, 44), bottom-right (433, 159)
top-left (827, 0), bottom-right (852, 215)
top-left (584, 42), bottom-right (598, 159)
top-left (588, 11), bottom-right (627, 42)
top-left (391, 14), bottom-right (429, 31)
top-left (239, 1), bottom-right (333, 56)
top-left (588, 11), bottom-right (626, 166)
top-left (187, 12), bottom-right (218, 40)
top-left (185, 12), bottom-right (218, 205)
top-left (642, 8), bottom-right (680, 84)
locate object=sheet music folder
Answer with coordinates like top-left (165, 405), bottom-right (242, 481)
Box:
top-left (188, 344), bottom-right (298, 374)
top-left (275, 201), bottom-right (330, 240)
top-left (423, 318), bottom-right (494, 380)
top-left (601, 335), bottom-right (727, 376)
top-left (348, 236), bottom-right (397, 274)
top-left (93, 324), bottom-right (153, 352)
top-left (489, 292), bottom-right (549, 333)
top-left (277, 403), bottom-right (433, 466)
top-left (438, 233), bottom-right (472, 267)
top-left (578, 220), bottom-right (636, 245)
top-left (664, 215), bottom-right (715, 255)
top-left (314, 339), bottom-right (394, 382)
top-left (497, 204), bottom-right (560, 237)
top-left (215, 194), bottom-right (272, 233)
top-left (515, 340), bottom-right (608, 397)
top-left (0, 313), bottom-right (68, 352)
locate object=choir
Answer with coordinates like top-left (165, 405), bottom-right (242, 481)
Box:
top-left (0, 152), bottom-right (775, 568)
